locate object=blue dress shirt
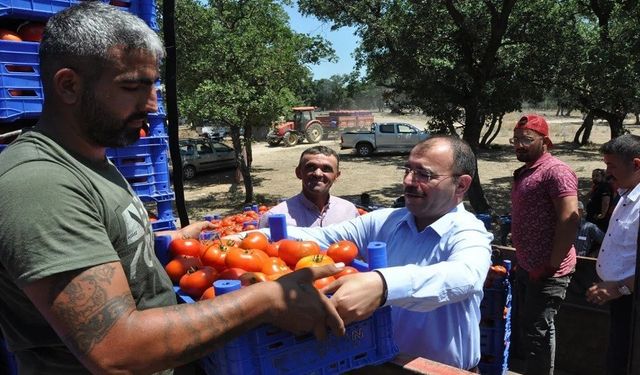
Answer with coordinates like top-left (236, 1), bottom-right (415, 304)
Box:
top-left (283, 203), bottom-right (493, 370)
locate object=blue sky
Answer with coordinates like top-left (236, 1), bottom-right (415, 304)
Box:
top-left (284, 5), bottom-right (359, 80)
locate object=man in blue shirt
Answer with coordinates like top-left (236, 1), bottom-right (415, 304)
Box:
top-left (283, 135), bottom-right (493, 371)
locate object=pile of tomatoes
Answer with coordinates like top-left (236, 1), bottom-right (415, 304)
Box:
top-left (164, 231), bottom-right (361, 300)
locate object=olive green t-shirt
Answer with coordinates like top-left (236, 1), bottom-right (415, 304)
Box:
top-left (0, 130), bottom-right (176, 374)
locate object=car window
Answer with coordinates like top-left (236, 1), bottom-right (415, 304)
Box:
top-left (398, 124), bottom-right (416, 134)
top-left (213, 143), bottom-right (232, 152)
top-left (379, 124), bottom-right (395, 133)
top-left (197, 143), bottom-right (213, 154)
top-left (180, 144), bottom-right (194, 155)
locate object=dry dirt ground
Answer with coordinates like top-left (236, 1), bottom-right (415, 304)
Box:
top-left (178, 111), bottom-right (638, 225)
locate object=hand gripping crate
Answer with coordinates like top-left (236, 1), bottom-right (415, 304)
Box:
top-left (173, 288), bottom-right (398, 375)
top-left (479, 260), bottom-right (512, 375)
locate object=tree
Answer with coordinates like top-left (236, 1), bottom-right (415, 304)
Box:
top-left (174, 0), bottom-right (334, 203)
top-left (296, 1), bottom-right (568, 213)
top-left (547, 1), bottom-right (640, 143)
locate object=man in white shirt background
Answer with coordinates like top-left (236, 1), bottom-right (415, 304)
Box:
top-left (586, 134), bottom-right (640, 375)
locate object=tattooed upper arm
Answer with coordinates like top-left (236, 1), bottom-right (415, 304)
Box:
top-left (23, 262), bottom-right (136, 362)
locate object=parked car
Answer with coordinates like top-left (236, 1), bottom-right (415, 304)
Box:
top-left (340, 122), bottom-right (430, 156)
top-left (179, 138), bottom-right (237, 179)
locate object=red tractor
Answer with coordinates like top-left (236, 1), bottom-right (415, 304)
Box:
top-left (266, 106), bottom-right (325, 147)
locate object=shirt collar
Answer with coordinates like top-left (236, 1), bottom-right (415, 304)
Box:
top-left (296, 192), bottom-right (330, 213)
top-left (514, 151), bottom-right (552, 178)
top-left (399, 203), bottom-right (466, 235)
top-left (621, 182), bottom-right (640, 203)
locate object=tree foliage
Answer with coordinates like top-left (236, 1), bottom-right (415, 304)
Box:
top-left (174, 0), bottom-right (334, 203)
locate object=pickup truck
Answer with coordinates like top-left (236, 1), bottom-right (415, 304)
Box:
top-left (340, 122), bottom-right (430, 156)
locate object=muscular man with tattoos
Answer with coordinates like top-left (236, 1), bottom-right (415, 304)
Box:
top-left (0, 3), bottom-right (344, 374)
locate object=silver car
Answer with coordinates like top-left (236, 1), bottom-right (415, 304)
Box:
top-left (179, 139), bottom-right (237, 179)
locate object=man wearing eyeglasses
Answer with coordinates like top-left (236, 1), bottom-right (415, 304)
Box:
top-left (278, 135), bottom-right (493, 372)
top-left (510, 114), bottom-right (579, 375)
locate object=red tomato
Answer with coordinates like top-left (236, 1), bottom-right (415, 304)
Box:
top-left (239, 231), bottom-right (269, 251)
top-left (278, 239), bottom-right (321, 268)
top-left (225, 247), bottom-right (269, 272)
top-left (334, 266), bottom-right (359, 279)
top-left (261, 257), bottom-right (290, 275)
top-left (139, 127), bottom-right (147, 138)
top-left (17, 22), bottom-right (45, 42)
top-left (295, 254), bottom-right (335, 270)
top-left (313, 276), bottom-right (336, 290)
top-left (258, 205), bottom-right (268, 212)
top-left (200, 286), bottom-right (216, 300)
top-left (0, 29), bottom-right (21, 41)
top-left (169, 238), bottom-right (202, 258)
top-left (326, 240), bottom-right (359, 265)
top-left (164, 256), bottom-right (201, 283)
top-left (179, 266), bottom-right (217, 299)
top-left (217, 267), bottom-right (248, 280)
top-left (239, 271), bottom-right (268, 286)
top-left (200, 244), bottom-right (231, 271)
top-left (357, 208), bottom-right (368, 215)
top-left (263, 240), bottom-right (282, 257)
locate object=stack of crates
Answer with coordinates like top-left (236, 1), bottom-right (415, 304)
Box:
top-left (479, 258), bottom-right (512, 375)
top-left (0, 0), bottom-right (176, 231)
top-left (106, 89), bottom-right (177, 232)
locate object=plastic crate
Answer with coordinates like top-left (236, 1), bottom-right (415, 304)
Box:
top-left (0, 144), bottom-right (6, 152)
top-left (107, 135), bottom-right (172, 197)
top-left (147, 114), bottom-right (166, 137)
top-left (173, 287), bottom-right (398, 375)
top-left (0, 0), bottom-right (157, 23)
top-left (0, 40), bottom-right (42, 122)
top-left (479, 265), bottom-right (511, 375)
top-left (142, 194), bottom-right (176, 232)
top-left (0, 338), bottom-right (17, 375)
top-left (150, 217), bottom-right (176, 232)
top-left (480, 284), bottom-right (512, 320)
top-left (479, 341), bottom-right (509, 375)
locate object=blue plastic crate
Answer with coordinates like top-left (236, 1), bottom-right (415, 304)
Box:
top-left (0, 338), bottom-right (17, 375)
top-left (480, 283), bottom-right (512, 320)
top-left (480, 320), bottom-right (510, 355)
top-left (142, 194), bottom-right (176, 232)
top-left (0, 40), bottom-right (42, 122)
top-left (0, 144), bottom-right (6, 153)
top-left (479, 341), bottom-right (509, 375)
top-left (173, 287), bottom-right (398, 375)
top-left (0, 0), bottom-right (74, 20)
top-left (150, 217), bottom-right (176, 232)
top-left (479, 263), bottom-right (512, 375)
top-left (147, 114), bottom-right (166, 136)
top-left (0, 0), bottom-right (157, 23)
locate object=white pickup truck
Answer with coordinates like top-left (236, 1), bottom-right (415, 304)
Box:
top-left (340, 122), bottom-right (430, 156)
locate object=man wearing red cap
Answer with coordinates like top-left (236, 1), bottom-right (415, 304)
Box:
top-left (510, 114), bottom-right (579, 375)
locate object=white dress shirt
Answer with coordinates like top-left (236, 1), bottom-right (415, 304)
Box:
top-left (596, 182), bottom-right (640, 281)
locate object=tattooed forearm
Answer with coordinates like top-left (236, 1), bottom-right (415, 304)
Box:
top-left (61, 294), bottom-right (134, 354)
top-left (49, 264), bottom-right (135, 355)
top-left (160, 295), bottom-right (246, 363)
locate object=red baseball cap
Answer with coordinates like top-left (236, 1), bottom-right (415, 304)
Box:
top-left (514, 114), bottom-right (552, 146)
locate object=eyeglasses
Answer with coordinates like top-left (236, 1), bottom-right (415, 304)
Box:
top-left (399, 166), bottom-right (459, 183)
top-left (509, 137), bottom-right (538, 146)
